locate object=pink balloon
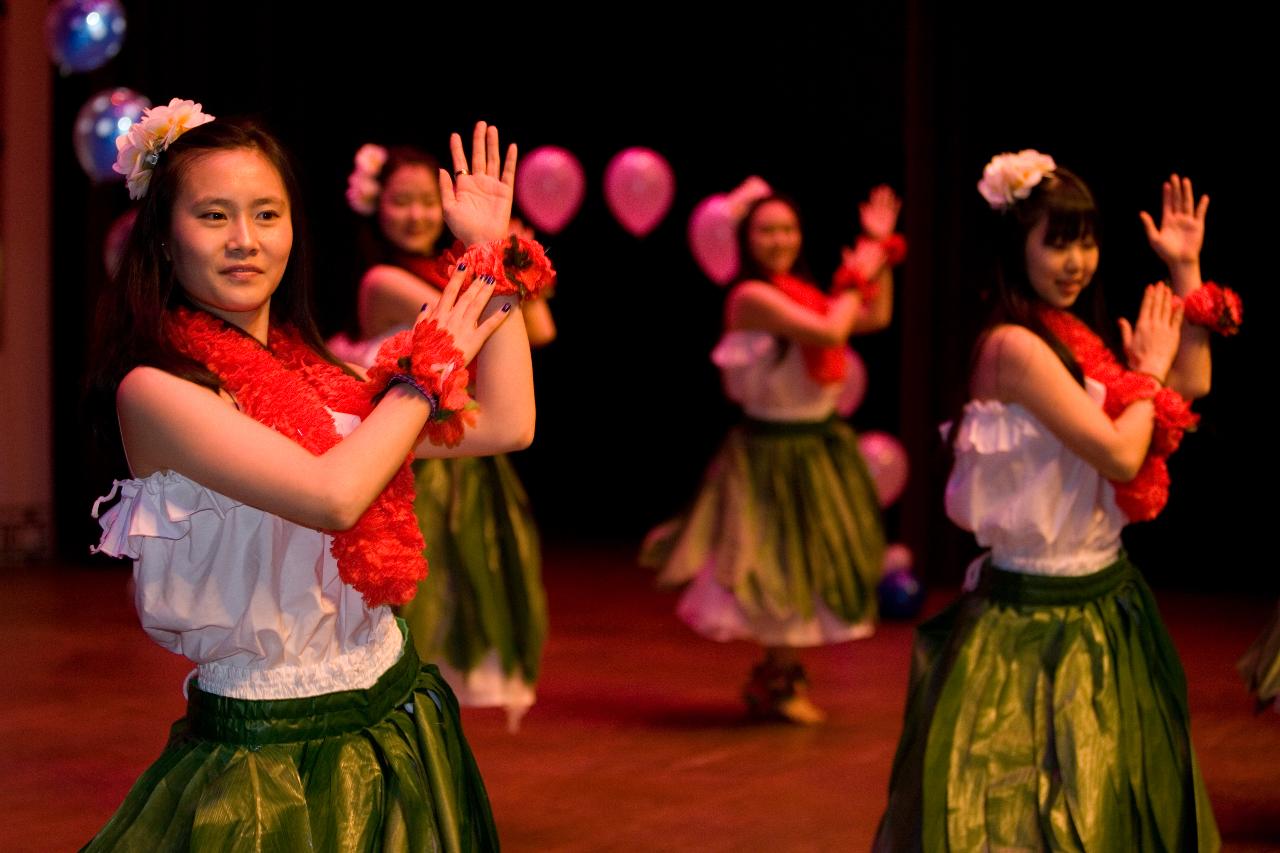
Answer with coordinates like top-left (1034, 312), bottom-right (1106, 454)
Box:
top-left (883, 543), bottom-right (913, 574)
top-left (858, 431), bottom-right (909, 507)
top-left (604, 147), bottom-right (675, 237)
top-left (687, 194), bottom-right (737, 283)
top-left (836, 348), bottom-right (868, 417)
top-left (515, 146), bottom-right (585, 235)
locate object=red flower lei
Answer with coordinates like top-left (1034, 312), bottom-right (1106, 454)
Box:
top-left (443, 235), bottom-right (556, 301)
top-left (166, 307), bottom-right (427, 607)
top-left (1037, 306), bottom-right (1199, 522)
top-left (1183, 281), bottom-right (1242, 335)
top-left (771, 273), bottom-right (848, 385)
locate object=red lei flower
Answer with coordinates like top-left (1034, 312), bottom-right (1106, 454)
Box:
top-left (1183, 281), bottom-right (1242, 335)
top-left (771, 273), bottom-right (848, 385)
top-left (1037, 306), bottom-right (1199, 522)
top-left (166, 307), bottom-right (427, 607)
top-left (365, 323), bottom-right (476, 448)
top-left (444, 235), bottom-right (556, 301)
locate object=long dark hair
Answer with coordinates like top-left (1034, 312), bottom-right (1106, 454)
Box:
top-left (86, 118), bottom-right (344, 446)
top-left (732, 194), bottom-right (814, 285)
top-left (981, 165), bottom-right (1109, 383)
top-left (354, 145), bottom-right (448, 270)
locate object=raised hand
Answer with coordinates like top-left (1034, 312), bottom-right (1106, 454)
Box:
top-left (859, 185), bottom-right (901, 240)
top-left (1118, 282), bottom-right (1184, 381)
top-left (1139, 174), bottom-right (1209, 268)
top-left (841, 236), bottom-right (888, 281)
top-left (418, 266), bottom-right (509, 364)
top-left (438, 121), bottom-right (517, 246)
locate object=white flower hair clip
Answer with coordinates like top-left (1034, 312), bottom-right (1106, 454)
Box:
top-left (346, 143), bottom-right (388, 216)
top-left (112, 98), bottom-right (215, 200)
top-left (977, 149), bottom-right (1056, 210)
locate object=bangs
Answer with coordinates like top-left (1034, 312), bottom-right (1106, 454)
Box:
top-left (1041, 204), bottom-right (1097, 245)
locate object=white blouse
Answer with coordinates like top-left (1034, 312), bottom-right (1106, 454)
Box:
top-left (945, 378), bottom-right (1126, 576)
top-left (712, 330), bottom-right (848, 422)
top-left (92, 409), bottom-right (402, 701)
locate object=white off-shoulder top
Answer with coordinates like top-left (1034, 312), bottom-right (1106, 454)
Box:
top-left (712, 330), bottom-right (848, 422)
top-left (92, 409), bottom-right (402, 701)
top-left (945, 377), bottom-right (1126, 576)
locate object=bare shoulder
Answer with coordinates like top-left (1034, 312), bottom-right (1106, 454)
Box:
top-left (973, 324), bottom-right (1061, 400)
top-left (116, 366), bottom-right (229, 418)
top-left (980, 323), bottom-right (1063, 367)
top-left (360, 263), bottom-right (420, 294)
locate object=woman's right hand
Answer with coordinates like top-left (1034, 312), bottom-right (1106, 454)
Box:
top-left (416, 265), bottom-right (509, 364)
top-left (1118, 282), bottom-right (1184, 381)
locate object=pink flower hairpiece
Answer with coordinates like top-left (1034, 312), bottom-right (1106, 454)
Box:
top-left (977, 149), bottom-right (1056, 210)
top-left (112, 98), bottom-right (215, 199)
top-left (346, 143), bottom-right (388, 215)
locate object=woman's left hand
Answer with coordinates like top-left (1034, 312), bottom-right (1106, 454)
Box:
top-left (1140, 173), bottom-right (1209, 268)
top-left (439, 121), bottom-right (517, 246)
top-left (859, 185), bottom-right (901, 239)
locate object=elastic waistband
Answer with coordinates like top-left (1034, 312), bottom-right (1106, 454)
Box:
top-left (186, 620), bottom-right (421, 747)
top-left (981, 552), bottom-right (1138, 607)
top-left (740, 414), bottom-right (839, 437)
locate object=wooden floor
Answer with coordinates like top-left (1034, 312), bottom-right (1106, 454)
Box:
top-left (3, 545), bottom-right (1278, 851)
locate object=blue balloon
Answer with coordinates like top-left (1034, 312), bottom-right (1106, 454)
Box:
top-left (878, 569), bottom-right (925, 620)
top-left (45, 0), bottom-right (127, 74)
top-left (74, 88), bottom-right (150, 182)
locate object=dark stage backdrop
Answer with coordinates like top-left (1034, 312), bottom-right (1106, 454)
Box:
top-left (51, 7), bottom-right (1268, 592)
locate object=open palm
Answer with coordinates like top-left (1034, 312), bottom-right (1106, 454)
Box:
top-left (1140, 173), bottom-right (1208, 267)
top-left (439, 122), bottom-right (517, 246)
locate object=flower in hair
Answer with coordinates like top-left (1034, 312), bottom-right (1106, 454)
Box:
top-left (346, 143), bottom-right (388, 215)
top-left (977, 149), bottom-right (1056, 210)
top-left (112, 98), bottom-right (215, 199)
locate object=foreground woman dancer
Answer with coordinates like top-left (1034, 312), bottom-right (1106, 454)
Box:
top-left (877, 151), bottom-right (1238, 850)
top-left (85, 103), bottom-right (534, 850)
top-left (335, 144), bottom-right (554, 729)
top-left (643, 186), bottom-right (904, 724)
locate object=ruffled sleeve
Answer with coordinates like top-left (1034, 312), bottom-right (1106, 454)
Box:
top-left (93, 473), bottom-right (243, 560)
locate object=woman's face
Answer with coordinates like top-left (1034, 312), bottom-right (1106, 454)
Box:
top-left (1023, 216), bottom-right (1098, 308)
top-left (747, 200), bottom-right (802, 276)
top-left (169, 147), bottom-right (293, 326)
top-left (378, 164), bottom-right (444, 256)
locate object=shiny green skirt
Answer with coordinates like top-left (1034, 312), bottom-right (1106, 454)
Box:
top-left (400, 456), bottom-right (546, 705)
top-left (642, 417), bottom-right (885, 644)
top-left (1239, 600), bottom-right (1280, 712)
top-left (83, 628), bottom-right (499, 852)
top-left (875, 555), bottom-right (1219, 852)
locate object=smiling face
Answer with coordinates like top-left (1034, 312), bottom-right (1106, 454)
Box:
top-left (1023, 215), bottom-right (1098, 308)
top-left (377, 163), bottom-right (444, 256)
top-left (746, 199), bottom-right (802, 277)
top-left (168, 147), bottom-right (293, 336)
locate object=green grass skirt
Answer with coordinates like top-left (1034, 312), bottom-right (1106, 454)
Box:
top-left (400, 456), bottom-right (547, 692)
top-left (875, 555), bottom-right (1219, 852)
top-left (642, 416), bottom-right (885, 641)
top-left (1239, 600), bottom-right (1280, 711)
top-left (83, 624), bottom-right (498, 852)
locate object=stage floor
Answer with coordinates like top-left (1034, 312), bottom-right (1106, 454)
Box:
top-left (3, 545), bottom-right (1277, 851)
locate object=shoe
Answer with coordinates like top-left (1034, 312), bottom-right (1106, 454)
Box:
top-left (743, 661), bottom-right (825, 725)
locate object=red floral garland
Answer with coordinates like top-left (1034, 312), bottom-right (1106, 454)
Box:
top-left (1183, 281), bottom-right (1242, 335)
top-left (771, 273), bottom-right (848, 385)
top-left (167, 307), bottom-right (431, 607)
top-left (365, 324), bottom-right (476, 448)
top-left (1037, 306), bottom-right (1199, 522)
top-left (442, 235), bottom-right (556, 301)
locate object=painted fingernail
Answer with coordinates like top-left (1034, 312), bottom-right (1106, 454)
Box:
top-left (501, 302), bottom-right (512, 313)
top-left (457, 262), bottom-right (467, 271)
top-left (420, 302), bottom-right (428, 312)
